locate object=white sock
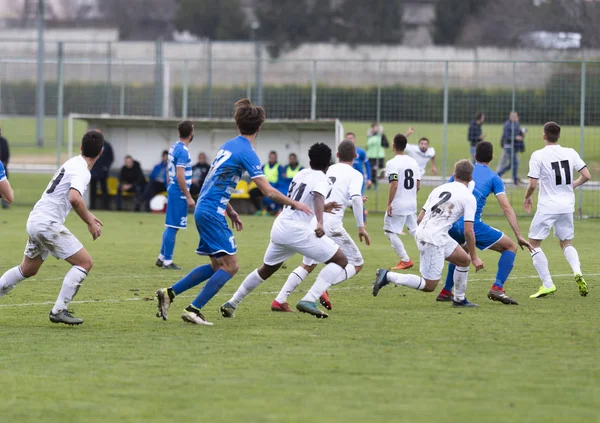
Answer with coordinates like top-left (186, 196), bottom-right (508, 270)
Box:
top-left (275, 266), bottom-right (309, 303)
top-left (229, 269), bottom-right (264, 307)
top-left (531, 248), bottom-right (554, 288)
top-left (563, 245), bottom-right (582, 275)
top-left (301, 263), bottom-right (345, 303)
top-left (0, 266), bottom-right (27, 298)
top-left (52, 266), bottom-right (87, 314)
top-left (453, 265), bottom-right (469, 301)
top-left (385, 231), bottom-right (410, 262)
top-left (158, 254), bottom-right (165, 261)
top-left (386, 272), bottom-right (425, 290)
top-left (163, 259), bottom-right (172, 266)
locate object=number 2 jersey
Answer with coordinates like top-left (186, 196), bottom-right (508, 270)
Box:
top-left (277, 168), bottom-right (331, 225)
top-left (416, 181), bottom-right (476, 246)
top-left (527, 145), bottom-right (586, 214)
top-left (385, 154), bottom-right (421, 215)
top-left (28, 155), bottom-right (91, 225)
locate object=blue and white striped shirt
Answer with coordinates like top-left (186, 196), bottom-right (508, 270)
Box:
top-left (167, 141), bottom-right (192, 197)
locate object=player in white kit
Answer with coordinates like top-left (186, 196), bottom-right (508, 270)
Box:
top-left (0, 130), bottom-right (105, 325)
top-left (220, 143), bottom-right (349, 319)
top-left (270, 140), bottom-right (370, 312)
top-left (384, 133), bottom-right (421, 270)
top-left (373, 160), bottom-right (485, 307)
top-left (524, 122), bottom-right (590, 298)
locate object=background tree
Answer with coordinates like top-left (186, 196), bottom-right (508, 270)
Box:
top-left (175, 0), bottom-right (249, 41)
top-left (433, 0), bottom-right (486, 45)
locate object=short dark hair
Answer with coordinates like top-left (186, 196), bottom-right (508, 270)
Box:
top-left (308, 143), bottom-right (332, 171)
top-left (162, 150), bottom-right (168, 156)
top-left (419, 137), bottom-right (430, 144)
top-left (81, 130), bottom-right (104, 158)
top-left (338, 140), bottom-right (356, 162)
top-left (345, 131), bottom-right (355, 138)
top-left (475, 112), bottom-right (485, 120)
top-left (178, 120), bottom-right (194, 139)
top-left (269, 150), bottom-right (277, 156)
top-left (454, 159), bottom-right (474, 182)
top-left (234, 98), bottom-right (266, 135)
top-left (393, 133), bottom-right (408, 151)
top-left (544, 121), bottom-right (561, 143)
top-left (475, 141), bottom-right (493, 163)
top-left (125, 155), bottom-right (133, 160)
top-left (289, 153), bottom-right (297, 160)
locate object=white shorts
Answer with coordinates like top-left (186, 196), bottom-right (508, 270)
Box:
top-left (264, 219), bottom-right (339, 266)
top-left (383, 213), bottom-right (418, 235)
top-left (24, 220), bottom-right (83, 261)
top-left (528, 212), bottom-right (574, 241)
top-left (302, 221), bottom-right (364, 267)
top-left (417, 237), bottom-right (458, 281)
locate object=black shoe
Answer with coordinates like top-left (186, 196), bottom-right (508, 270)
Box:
top-left (49, 309), bottom-right (84, 325)
top-left (155, 258), bottom-right (164, 268)
top-left (163, 262), bottom-right (182, 270)
top-left (487, 289), bottom-right (518, 305)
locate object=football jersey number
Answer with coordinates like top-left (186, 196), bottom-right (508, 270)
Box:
top-left (550, 160), bottom-right (571, 185)
top-left (46, 168), bottom-right (66, 194)
top-left (404, 169), bottom-right (415, 190)
top-left (286, 181), bottom-right (307, 209)
top-left (326, 177), bottom-right (337, 199)
top-left (431, 191), bottom-right (451, 215)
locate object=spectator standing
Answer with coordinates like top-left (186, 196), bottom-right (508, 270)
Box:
top-left (405, 137), bottom-right (437, 176)
top-left (257, 151), bottom-right (284, 215)
top-left (496, 111), bottom-right (524, 185)
top-left (0, 127), bottom-right (10, 208)
top-left (279, 153), bottom-right (303, 195)
top-left (143, 150), bottom-right (168, 210)
top-left (190, 152), bottom-right (210, 199)
top-left (366, 122), bottom-right (389, 184)
top-left (116, 155), bottom-right (146, 211)
top-left (90, 138), bottom-right (114, 210)
top-left (467, 112), bottom-right (486, 162)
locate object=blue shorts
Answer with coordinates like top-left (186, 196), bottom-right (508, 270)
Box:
top-left (195, 210), bottom-right (236, 257)
top-left (165, 195), bottom-right (188, 229)
top-left (449, 220), bottom-right (503, 251)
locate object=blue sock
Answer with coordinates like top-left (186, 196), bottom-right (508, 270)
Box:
top-left (493, 251), bottom-right (516, 289)
top-left (171, 264), bottom-right (216, 296)
top-left (161, 227), bottom-right (178, 261)
top-left (191, 269), bottom-right (233, 309)
top-left (443, 263), bottom-right (456, 292)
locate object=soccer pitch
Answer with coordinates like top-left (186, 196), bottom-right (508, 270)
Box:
top-left (0, 202), bottom-right (598, 422)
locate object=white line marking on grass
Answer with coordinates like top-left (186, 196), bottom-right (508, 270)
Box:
top-left (0, 272), bottom-right (595, 309)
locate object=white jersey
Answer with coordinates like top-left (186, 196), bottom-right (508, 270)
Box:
top-left (385, 154), bottom-right (421, 215)
top-left (28, 155), bottom-right (91, 225)
top-left (405, 144), bottom-right (435, 175)
top-left (323, 163), bottom-right (363, 224)
top-left (416, 181), bottom-right (476, 246)
top-left (528, 145), bottom-right (586, 214)
top-left (278, 168), bottom-right (331, 224)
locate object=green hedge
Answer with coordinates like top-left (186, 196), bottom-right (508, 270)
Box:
top-left (0, 73), bottom-right (595, 125)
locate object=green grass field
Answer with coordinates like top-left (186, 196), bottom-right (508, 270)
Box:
top-left (0, 176), bottom-right (598, 423)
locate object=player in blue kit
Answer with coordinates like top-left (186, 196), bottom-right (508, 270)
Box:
top-left (155, 99), bottom-right (311, 325)
top-left (0, 161), bottom-right (14, 205)
top-left (437, 141), bottom-right (532, 305)
top-left (156, 121), bottom-right (195, 270)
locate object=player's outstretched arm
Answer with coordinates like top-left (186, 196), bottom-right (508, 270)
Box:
top-left (0, 179), bottom-right (14, 204)
top-left (573, 167), bottom-right (591, 189)
top-left (69, 189), bottom-right (102, 240)
top-left (351, 195), bottom-right (370, 245)
top-left (386, 176), bottom-right (398, 217)
top-left (313, 192), bottom-right (326, 238)
top-left (176, 167), bottom-right (195, 207)
top-left (523, 178), bottom-right (537, 214)
top-left (254, 176), bottom-right (311, 214)
top-left (496, 194), bottom-right (533, 251)
top-left (464, 221), bottom-right (484, 272)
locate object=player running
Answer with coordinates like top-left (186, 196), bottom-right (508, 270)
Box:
top-left (270, 140), bottom-right (370, 312)
top-left (0, 160), bottom-right (14, 205)
top-left (155, 99), bottom-right (311, 325)
top-left (220, 143), bottom-right (349, 319)
top-left (384, 134), bottom-right (420, 270)
top-left (156, 121), bottom-right (195, 270)
top-left (0, 130), bottom-right (105, 325)
top-left (437, 141), bottom-right (533, 305)
top-left (373, 160), bottom-right (485, 307)
top-left (524, 122), bottom-right (590, 298)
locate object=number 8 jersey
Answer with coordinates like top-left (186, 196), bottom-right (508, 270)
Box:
top-left (385, 154), bottom-right (421, 215)
top-left (527, 145), bottom-right (586, 214)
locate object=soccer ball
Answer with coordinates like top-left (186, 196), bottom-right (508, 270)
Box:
top-left (150, 194), bottom-right (167, 213)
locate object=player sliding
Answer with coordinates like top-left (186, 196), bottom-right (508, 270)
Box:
top-left (0, 130), bottom-right (105, 325)
top-left (270, 140), bottom-right (370, 312)
top-left (373, 160), bottom-right (485, 307)
top-left (437, 141), bottom-right (533, 305)
top-left (155, 99), bottom-right (311, 326)
top-left (0, 159), bottom-right (14, 206)
top-left (524, 122), bottom-right (590, 298)
top-left (220, 143), bottom-right (349, 319)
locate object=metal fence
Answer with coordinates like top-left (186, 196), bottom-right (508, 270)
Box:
top-left (0, 49), bottom-right (599, 216)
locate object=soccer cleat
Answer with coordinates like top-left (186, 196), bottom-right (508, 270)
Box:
top-left (162, 263), bottom-right (182, 270)
top-left (574, 274), bottom-right (589, 297)
top-left (391, 260), bottom-right (414, 270)
top-left (319, 291), bottom-right (332, 310)
top-left (452, 298), bottom-right (479, 307)
top-left (372, 268), bottom-right (389, 297)
top-left (529, 285), bottom-right (557, 299)
top-left (219, 302), bottom-right (236, 318)
top-left (487, 288), bottom-right (518, 305)
top-left (181, 305), bottom-right (213, 326)
top-left (436, 289), bottom-right (453, 302)
top-left (296, 301), bottom-right (328, 318)
top-left (49, 309), bottom-right (84, 325)
top-left (155, 288), bottom-right (174, 320)
top-left (271, 300), bottom-right (295, 312)
top-left (155, 258), bottom-right (164, 268)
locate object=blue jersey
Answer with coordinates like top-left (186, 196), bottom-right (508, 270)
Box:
top-left (449, 163), bottom-right (505, 221)
top-left (0, 161), bottom-right (5, 181)
top-left (198, 135), bottom-right (264, 215)
top-left (352, 147), bottom-right (371, 181)
top-left (167, 141), bottom-right (192, 196)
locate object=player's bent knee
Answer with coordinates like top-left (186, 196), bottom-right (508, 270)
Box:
top-left (423, 279), bottom-right (438, 292)
top-left (355, 265), bottom-right (363, 274)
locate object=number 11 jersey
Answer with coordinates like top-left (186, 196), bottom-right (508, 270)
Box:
top-left (278, 168), bottom-right (331, 224)
top-left (527, 145), bottom-right (586, 214)
top-left (385, 154), bottom-right (421, 216)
